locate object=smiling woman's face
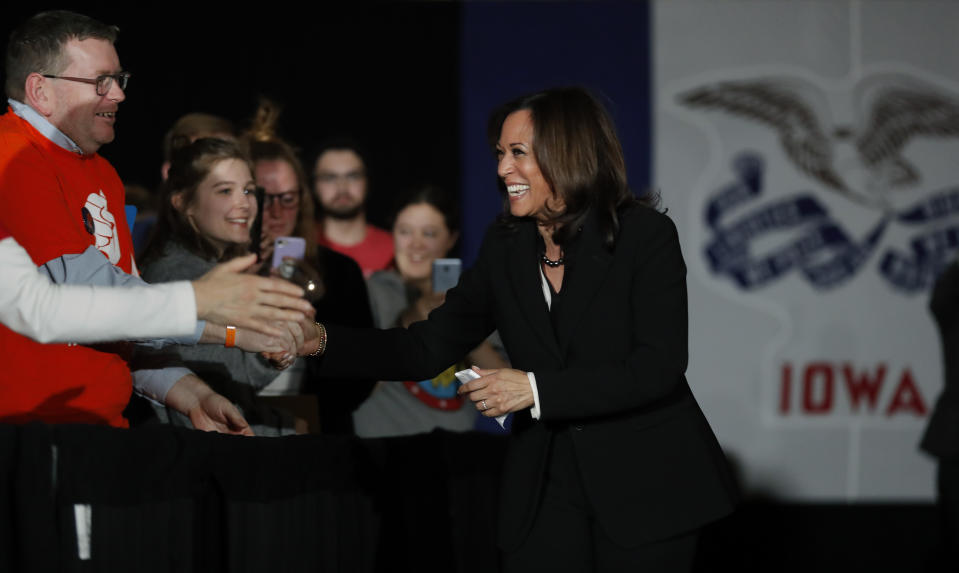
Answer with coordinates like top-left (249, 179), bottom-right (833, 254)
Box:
top-left (495, 109), bottom-right (563, 221)
top-left (393, 202), bottom-right (458, 285)
top-left (179, 158), bottom-right (257, 253)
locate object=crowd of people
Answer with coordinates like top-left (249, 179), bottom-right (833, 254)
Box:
top-left (0, 9), bottom-right (738, 571)
top-left (0, 10), bottom-right (490, 438)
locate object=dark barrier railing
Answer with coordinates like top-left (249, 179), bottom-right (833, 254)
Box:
top-left (1, 422), bottom-right (940, 572)
top-left (0, 423), bottom-right (506, 573)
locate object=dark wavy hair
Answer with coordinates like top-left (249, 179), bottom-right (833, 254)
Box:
top-left (487, 86), bottom-right (655, 250)
top-left (139, 138), bottom-right (253, 267)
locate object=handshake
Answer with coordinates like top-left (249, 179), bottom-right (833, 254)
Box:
top-left (191, 253), bottom-right (326, 365)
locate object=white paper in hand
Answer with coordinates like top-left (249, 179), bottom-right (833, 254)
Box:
top-left (455, 368), bottom-right (508, 428)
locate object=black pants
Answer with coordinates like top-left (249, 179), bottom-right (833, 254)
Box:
top-left (502, 431), bottom-right (699, 573)
top-left (935, 457), bottom-right (959, 570)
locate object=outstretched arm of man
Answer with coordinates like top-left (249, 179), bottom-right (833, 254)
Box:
top-left (192, 254), bottom-right (314, 338)
top-left (0, 237), bottom-right (312, 344)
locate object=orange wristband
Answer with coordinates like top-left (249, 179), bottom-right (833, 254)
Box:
top-left (225, 325), bottom-right (237, 347)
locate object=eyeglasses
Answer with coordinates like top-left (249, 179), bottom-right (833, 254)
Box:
top-left (264, 191), bottom-right (300, 210)
top-left (42, 72), bottom-right (131, 96)
top-left (314, 170), bottom-right (365, 185)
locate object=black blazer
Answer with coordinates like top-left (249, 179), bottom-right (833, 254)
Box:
top-left (304, 246), bottom-right (377, 434)
top-left (320, 205), bottom-right (738, 548)
top-left (921, 261), bottom-right (959, 459)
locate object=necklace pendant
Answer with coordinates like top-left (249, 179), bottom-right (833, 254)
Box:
top-left (541, 252), bottom-right (565, 268)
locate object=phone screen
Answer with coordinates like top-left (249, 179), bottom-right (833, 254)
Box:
top-left (432, 258), bottom-right (462, 292)
top-left (271, 236), bottom-right (307, 269)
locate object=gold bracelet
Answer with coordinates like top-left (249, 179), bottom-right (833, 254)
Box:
top-left (309, 322), bottom-right (327, 356)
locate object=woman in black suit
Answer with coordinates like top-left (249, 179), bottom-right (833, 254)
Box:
top-left (311, 87), bottom-right (738, 571)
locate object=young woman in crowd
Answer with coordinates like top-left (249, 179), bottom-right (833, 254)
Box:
top-left (137, 137), bottom-right (296, 435)
top-left (352, 185), bottom-right (510, 437)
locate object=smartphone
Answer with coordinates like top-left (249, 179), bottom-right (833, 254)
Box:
top-left (248, 187), bottom-right (265, 259)
top-left (271, 236), bottom-right (307, 269)
top-left (432, 258), bottom-right (462, 292)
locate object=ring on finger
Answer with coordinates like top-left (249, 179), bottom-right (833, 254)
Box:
top-left (481, 399), bottom-right (488, 411)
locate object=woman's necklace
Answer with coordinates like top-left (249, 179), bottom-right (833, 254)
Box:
top-left (539, 224), bottom-right (564, 267)
top-left (541, 250), bottom-right (565, 268)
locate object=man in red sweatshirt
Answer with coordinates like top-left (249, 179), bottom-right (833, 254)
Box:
top-left (0, 10), bottom-right (263, 431)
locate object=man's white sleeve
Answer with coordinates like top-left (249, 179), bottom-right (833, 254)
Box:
top-left (0, 237), bottom-right (197, 343)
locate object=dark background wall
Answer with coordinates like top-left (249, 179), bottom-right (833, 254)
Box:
top-left (2, 2), bottom-right (461, 230)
